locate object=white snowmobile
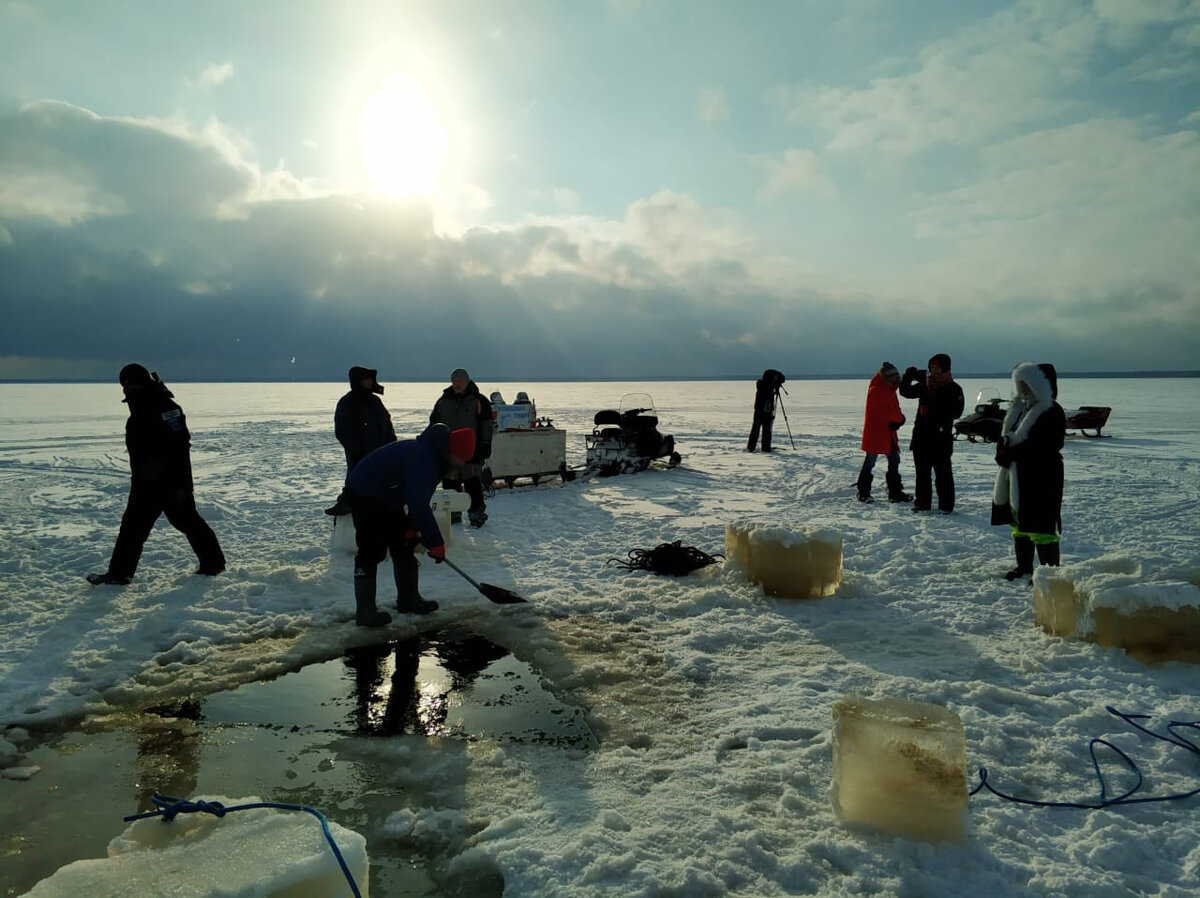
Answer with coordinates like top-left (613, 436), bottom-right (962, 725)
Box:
top-left (585, 393), bottom-right (681, 476)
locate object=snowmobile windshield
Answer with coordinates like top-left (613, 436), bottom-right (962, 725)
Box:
top-left (619, 392), bottom-right (656, 416)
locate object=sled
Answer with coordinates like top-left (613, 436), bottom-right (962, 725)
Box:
top-left (1064, 405), bottom-right (1111, 438)
top-left (485, 391), bottom-right (570, 487)
top-left (953, 389), bottom-right (1006, 443)
top-left (585, 393), bottom-right (681, 476)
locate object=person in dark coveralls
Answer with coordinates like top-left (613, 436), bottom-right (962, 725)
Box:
top-left (430, 368), bottom-right (494, 528)
top-left (345, 424), bottom-right (476, 626)
top-left (992, 362), bottom-right (1066, 580)
top-left (856, 362), bottom-right (912, 503)
top-left (86, 364), bottom-right (225, 585)
top-left (899, 354), bottom-right (965, 513)
top-left (325, 366), bottom-right (396, 516)
top-left (746, 369), bottom-right (786, 452)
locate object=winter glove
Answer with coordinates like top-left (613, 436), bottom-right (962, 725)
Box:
top-left (470, 442), bottom-right (492, 463)
top-left (427, 544), bottom-right (446, 563)
top-left (888, 416), bottom-right (905, 431)
top-left (995, 440), bottom-right (1012, 467)
top-left (905, 366), bottom-right (919, 375)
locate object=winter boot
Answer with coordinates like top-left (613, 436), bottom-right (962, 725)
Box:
top-left (1004, 537), bottom-right (1035, 581)
top-left (86, 572), bottom-right (131, 586)
top-left (394, 559), bottom-right (438, 615)
top-left (354, 573), bottom-right (392, 627)
top-left (1036, 542), bottom-right (1060, 567)
top-left (468, 505), bottom-right (488, 528)
top-left (855, 473), bottom-right (874, 503)
top-left (885, 470), bottom-right (912, 503)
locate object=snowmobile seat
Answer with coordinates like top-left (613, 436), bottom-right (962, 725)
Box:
top-left (594, 409), bottom-right (622, 426)
top-left (621, 412), bottom-right (658, 429)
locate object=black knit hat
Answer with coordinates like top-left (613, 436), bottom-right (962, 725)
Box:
top-left (119, 363), bottom-right (153, 386)
top-left (929, 353), bottom-right (952, 372)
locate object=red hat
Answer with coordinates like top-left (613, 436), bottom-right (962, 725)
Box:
top-left (448, 428), bottom-right (476, 461)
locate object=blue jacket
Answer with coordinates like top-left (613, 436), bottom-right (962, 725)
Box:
top-left (345, 424), bottom-right (450, 548)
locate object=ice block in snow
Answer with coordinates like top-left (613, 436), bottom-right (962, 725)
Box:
top-left (831, 696), bottom-right (967, 843)
top-left (24, 796), bottom-right (369, 898)
top-left (724, 520), bottom-right (842, 598)
top-left (1033, 568), bottom-right (1200, 663)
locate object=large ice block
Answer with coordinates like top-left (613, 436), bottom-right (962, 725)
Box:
top-left (24, 796), bottom-right (369, 897)
top-left (831, 696), bottom-right (967, 843)
top-left (725, 520), bottom-right (842, 598)
top-left (1033, 568), bottom-right (1200, 663)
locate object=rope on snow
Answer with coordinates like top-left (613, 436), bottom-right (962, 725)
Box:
top-left (607, 540), bottom-right (724, 577)
top-left (970, 706), bottom-right (1200, 810)
top-left (124, 794), bottom-right (363, 898)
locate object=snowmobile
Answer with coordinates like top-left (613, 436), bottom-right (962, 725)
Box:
top-left (585, 393), bottom-right (681, 476)
top-left (954, 389), bottom-right (1006, 443)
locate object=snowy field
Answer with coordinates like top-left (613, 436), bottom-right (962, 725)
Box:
top-left (1, 377), bottom-right (1198, 896)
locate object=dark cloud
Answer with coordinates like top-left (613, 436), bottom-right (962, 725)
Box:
top-left (1, 100), bottom-right (1197, 380)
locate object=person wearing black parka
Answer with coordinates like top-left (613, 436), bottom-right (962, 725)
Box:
top-left (326, 366), bottom-right (397, 516)
top-left (747, 368), bottom-right (786, 452)
top-left (992, 362), bottom-right (1066, 580)
top-left (900, 353), bottom-right (965, 513)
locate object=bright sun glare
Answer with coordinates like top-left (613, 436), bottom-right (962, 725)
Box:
top-left (358, 75), bottom-right (447, 198)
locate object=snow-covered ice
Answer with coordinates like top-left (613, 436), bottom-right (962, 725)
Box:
top-left (1, 377), bottom-right (1198, 896)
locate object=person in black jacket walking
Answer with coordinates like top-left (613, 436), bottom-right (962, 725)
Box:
top-left (326, 366), bottom-right (397, 516)
top-left (992, 362), bottom-right (1066, 580)
top-left (87, 364), bottom-right (225, 585)
top-left (747, 369), bottom-right (786, 452)
top-left (900, 354), bottom-right (965, 513)
top-left (430, 368), bottom-right (494, 527)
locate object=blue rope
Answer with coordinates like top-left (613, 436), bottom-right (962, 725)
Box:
top-left (970, 706), bottom-right (1200, 810)
top-left (124, 794), bottom-right (362, 898)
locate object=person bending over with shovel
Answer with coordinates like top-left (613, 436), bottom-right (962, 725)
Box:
top-left (344, 423), bottom-right (476, 627)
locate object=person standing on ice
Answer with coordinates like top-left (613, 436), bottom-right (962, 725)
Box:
top-left (344, 423), bottom-right (477, 626)
top-left (325, 366), bottom-right (396, 516)
top-left (86, 364), bottom-right (225, 585)
top-left (746, 368), bottom-right (786, 452)
top-left (856, 362), bottom-right (912, 503)
top-left (900, 354), bottom-right (965, 513)
top-left (992, 362), bottom-right (1066, 580)
top-left (429, 368), bottom-right (494, 528)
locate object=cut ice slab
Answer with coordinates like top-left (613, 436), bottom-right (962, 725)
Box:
top-left (1033, 568), bottom-right (1200, 663)
top-left (725, 520), bottom-right (842, 598)
top-left (831, 696), bottom-right (967, 843)
top-left (23, 795), bottom-right (369, 898)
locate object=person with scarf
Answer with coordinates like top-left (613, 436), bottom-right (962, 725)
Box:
top-left (900, 354), bottom-right (965, 513)
top-left (991, 362), bottom-right (1066, 580)
top-left (87, 364), bottom-right (226, 585)
top-left (856, 362), bottom-right (912, 503)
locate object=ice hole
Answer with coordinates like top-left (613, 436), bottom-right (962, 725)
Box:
top-left (1033, 569), bottom-right (1200, 663)
top-left (725, 520), bottom-right (842, 598)
top-left (831, 695), bottom-right (967, 843)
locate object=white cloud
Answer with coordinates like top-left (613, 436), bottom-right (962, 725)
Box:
top-left (749, 148), bottom-right (836, 198)
top-left (697, 87), bottom-right (730, 124)
top-left (198, 61), bottom-right (235, 88)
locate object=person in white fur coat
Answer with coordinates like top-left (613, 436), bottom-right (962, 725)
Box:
top-left (991, 362), bottom-right (1066, 580)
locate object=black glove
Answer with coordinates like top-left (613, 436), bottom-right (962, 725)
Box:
top-left (470, 442), bottom-right (492, 463)
top-left (995, 441), bottom-right (1012, 467)
top-left (888, 416), bottom-right (905, 431)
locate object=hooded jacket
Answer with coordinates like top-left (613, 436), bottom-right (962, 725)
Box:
top-left (752, 369), bottom-right (786, 418)
top-left (991, 362), bottom-right (1065, 534)
top-left (861, 373), bottom-right (905, 455)
top-left (345, 424), bottom-right (451, 549)
top-left (334, 367), bottom-right (396, 469)
top-left (124, 379), bottom-right (193, 489)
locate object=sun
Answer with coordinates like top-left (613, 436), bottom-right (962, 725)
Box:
top-left (358, 75), bottom-right (447, 198)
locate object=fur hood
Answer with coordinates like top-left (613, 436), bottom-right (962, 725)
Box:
top-left (1001, 362), bottom-right (1058, 446)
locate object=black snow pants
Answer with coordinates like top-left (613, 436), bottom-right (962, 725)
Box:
top-left (747, 412), bottom-right (774, 452)
top-left (912, 444), bottom-right (955, 512)
top-left (108, 481), bottom-right (225, 578)
top-left (350, 497), bottom-right (417, 580)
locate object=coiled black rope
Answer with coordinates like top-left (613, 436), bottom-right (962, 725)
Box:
top-left (607, 541), bottom-right (724, 576)
top-left (970, 706), bottom-right (1200, 810)
top-left (124, 793), bottom-right (363, 897)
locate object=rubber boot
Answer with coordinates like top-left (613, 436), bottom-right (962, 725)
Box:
top-left (354, 574), bottom-right (392, 627)
top-left (885, 470), bottom-right (912, 503)
top-left (1036, 542), bottom-right (1060, 567)
top-left (1005, 537), bottom-right (1035, 581)
top-left (394, 559), bottom-right (438, 615)
top-left (855, 472), bottom-right (874, 503)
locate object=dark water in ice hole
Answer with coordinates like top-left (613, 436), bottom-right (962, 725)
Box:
top-left (0, 628), bottom-right (597, 898)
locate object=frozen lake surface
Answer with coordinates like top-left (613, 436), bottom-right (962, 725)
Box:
top-left (1, 378), bottom-right (1198, 896)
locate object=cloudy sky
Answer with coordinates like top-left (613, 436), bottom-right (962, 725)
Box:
top-left (1, 0), bottom-right (1197, 381)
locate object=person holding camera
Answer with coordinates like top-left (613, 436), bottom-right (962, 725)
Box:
top-left (747, 368), bottom-right (787, 452)
top-left (856, 362), bottom-right (911, 503)
top-left (430, 367), bottom-right (494, 527)
top-left (900, 354), bottom-right (965, 513)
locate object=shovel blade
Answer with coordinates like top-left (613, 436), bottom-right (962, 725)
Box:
top-left (480, 583), bottom-right (526, 604)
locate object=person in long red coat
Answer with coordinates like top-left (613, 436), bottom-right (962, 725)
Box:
top-left (856, 362), bottom-right (912, 503)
